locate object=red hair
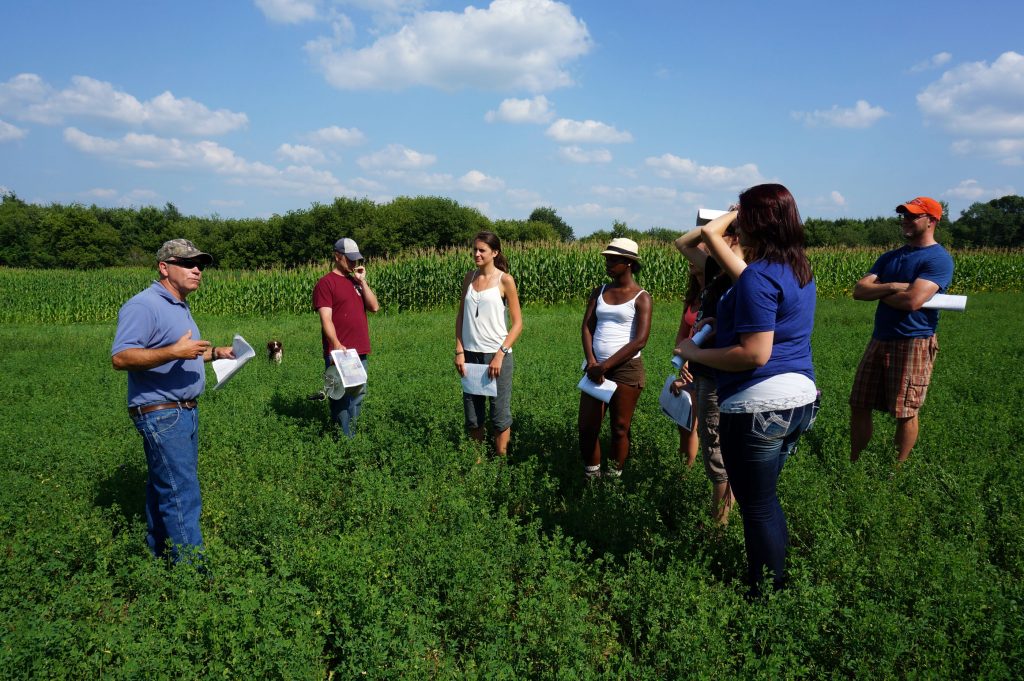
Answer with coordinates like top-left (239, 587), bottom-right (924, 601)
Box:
top-left (737, 184), bottom-right (813, 286)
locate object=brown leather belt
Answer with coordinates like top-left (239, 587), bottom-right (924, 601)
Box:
top-left (129, 400), bottom-right (198, 418)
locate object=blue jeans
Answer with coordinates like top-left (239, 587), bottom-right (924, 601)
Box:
top-left (132, 406), bottom-right (203, 561)
top-left (719, 399), bottom-right (818, 594)
top-left (326, 356), bottom-right (368, 438)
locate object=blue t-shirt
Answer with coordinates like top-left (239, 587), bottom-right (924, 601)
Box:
top-left (111, 282), bottom-right (205, 408)
top-left (714, 260), bottom-right (816, 401)
top-left (869, 244), bottom-right (954, 340)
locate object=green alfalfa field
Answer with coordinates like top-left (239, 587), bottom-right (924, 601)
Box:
top-left (1, 259), bottom-right (1023, 677)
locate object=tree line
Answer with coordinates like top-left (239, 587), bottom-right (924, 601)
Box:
top-left (1, 192), bottom-right (1021, 270)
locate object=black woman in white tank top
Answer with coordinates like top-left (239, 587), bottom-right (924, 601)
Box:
top-left (579, 238), bottom-right (653, 480)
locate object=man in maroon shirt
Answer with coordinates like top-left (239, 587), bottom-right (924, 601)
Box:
top-left (312, 238), bottom-right (380, 436)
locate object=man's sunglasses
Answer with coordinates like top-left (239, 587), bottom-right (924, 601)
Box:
top-left (165, 259), bottom-right (207, 271)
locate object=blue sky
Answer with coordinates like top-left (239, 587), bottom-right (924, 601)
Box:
top-left (1, 0), bottom-right (1021, 236)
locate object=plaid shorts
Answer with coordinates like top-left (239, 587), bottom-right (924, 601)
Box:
top-left (849, 336), bottom-right (938, 418)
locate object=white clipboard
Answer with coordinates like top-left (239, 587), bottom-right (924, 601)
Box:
top-left (658, 374), bottom-right (694, 429)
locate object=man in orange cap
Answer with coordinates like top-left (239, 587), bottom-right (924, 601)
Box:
top-left (848, 197), bottom-right (954, 463)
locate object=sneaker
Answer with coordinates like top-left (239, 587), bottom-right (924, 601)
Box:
top-left (306, 390), bottom-right (327, 401)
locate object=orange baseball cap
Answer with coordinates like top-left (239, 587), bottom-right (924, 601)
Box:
top-left (897, 196), bottom-right (942, 220)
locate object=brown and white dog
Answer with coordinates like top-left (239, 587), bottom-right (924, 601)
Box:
top-left (267, 340), bottom-right (283, 364)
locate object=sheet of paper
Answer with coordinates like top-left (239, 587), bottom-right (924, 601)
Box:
top-left (460, 362), bottom-right (497, 397)
top-left (330, 348), bottom-right (368, 388)
top-left (921, 293), bottom-right (967, 311)
top-left (212, 334), bottom-right (256, 389)
top-left (577, 374), bottom-right (618, 403)
top-left (658, 374), bottom-right (694, 429)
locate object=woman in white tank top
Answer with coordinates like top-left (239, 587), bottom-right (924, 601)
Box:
top-left (455, 231), bottom-right (523, 457)
top-left (579, 238), bottom-right (653, 480)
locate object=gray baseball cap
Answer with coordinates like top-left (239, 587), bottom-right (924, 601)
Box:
top-left (156, 239), bottom-right (213, 264)
top-left (334, 237), bottom-right (363, 260)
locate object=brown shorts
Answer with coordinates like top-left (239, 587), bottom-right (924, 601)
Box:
top-left (605, 356), bottom-right (646, 389)
top-left (849, 336), bottom-right (938, 419)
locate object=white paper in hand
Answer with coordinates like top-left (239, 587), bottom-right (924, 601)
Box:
top-left (212, 335), bottom-right (256, 389)
top-left (577, 374), bottom-right (618, 403)
top-left (330, 348), bottom-right (368, 388)
top-left (461, 362), bottom-right (497, 397)
top-left (658, 374), bottom-right (694, 429)
top-left (921, 293), bottom-right (967, 311)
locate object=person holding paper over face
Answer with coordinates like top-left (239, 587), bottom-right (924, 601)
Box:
top-left (675, 184), bottom-right (817, 598)
top-left (111, 239), bottom-right (236, 563)
top-left (579, 238), bottom-right (653, 480)
top-left (454, 231), bottom-right (523, 457)
top-left (313, 237), bottom-right (380, 438)
top-left (849, 196), bottom-right (955, 463)
top-left (673, 210), bottom-right (748, 524)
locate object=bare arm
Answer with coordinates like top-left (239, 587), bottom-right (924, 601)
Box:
top-left (317, 307), bottom-right (345, 352)
top-left (351, 267), bottom-right (380, 313)
top-left (499, 274), bottom-right (523, 350)
top-left (674, 226), bottom-right (710, 271)
top-left (112, 330), bottom-right (211, 371)
top-left (852, 273), bottom-right (910, 301)
top-left (880, 278), bottom-right (941, 311)
top-left (701, 211), bottom-right (746, 281)
top-left (580, 287), bottom-right (601, 368)
top-left (454, 271), bottom-right (473, 376)
top-left (676, 329), bottom-right (774, 372)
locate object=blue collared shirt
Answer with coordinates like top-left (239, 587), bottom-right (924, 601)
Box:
top-left (112, 282), bottom-right (206, 408)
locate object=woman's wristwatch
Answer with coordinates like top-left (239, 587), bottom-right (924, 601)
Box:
top-left (500, 345), bottom-right (511, 355)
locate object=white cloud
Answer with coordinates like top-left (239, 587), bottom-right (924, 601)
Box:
top-left (830, 190), bottom-right (846, 206)
top-left (254, 0), bottom-right (319, 24)
top-left (645, 154), bottom-right (764, 189)
top-left (0, 74), bottom-right (248, 136)
top-left (564, 202), bottom-right (606, 217)
top-left (306, 0), bottom-right (591, 92)
top-left (357, 143), bottom-right (436, 170)
top-left (918, 51), bottom-right (1024, 136)
top-left (0, 185), bottom-right (11, 196)
top-left (558, 146), bottom-right (612, 163)
top-left (942, 179), bottom-right (1016, 201)
top-left (81, 188), bottom-right (118, 199)
top-left (304, 125), bottom-right (366, 146)
top-left (546, 118), bottom-right (633, 144)
top-left (0, 118), bottom-right (27, 141)
top-left (458, 170), bottom-right (505, 192)
top-left (591, 185), bottom-right (677, 201)
top-left (485, 95), bottom-right (555, 124)
top-left (505, 187), bottom-right (543, 208)
top-left (952, 137), bottom-right (1024, 165)
top-left (276, 143), bottom-right (327, 164)
top-left (909, 52), bottom-right (952, 74)
top-left (63, 127), bottom-right (353, 197)
top-left (792, 100), bottom-right (889, 128)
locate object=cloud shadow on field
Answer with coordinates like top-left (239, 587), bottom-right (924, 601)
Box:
top-left (94, 463), bottom-right (147, 526)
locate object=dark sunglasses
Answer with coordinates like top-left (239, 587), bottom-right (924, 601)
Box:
top-left (165, 259), bottom-right (207, 271)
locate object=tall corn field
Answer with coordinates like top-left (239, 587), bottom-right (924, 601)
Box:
top-left (2, 244), bottom-right (1022, 324)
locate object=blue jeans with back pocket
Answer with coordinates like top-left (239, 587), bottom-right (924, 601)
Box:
top-left (719, 398), bottom-right (819, 594)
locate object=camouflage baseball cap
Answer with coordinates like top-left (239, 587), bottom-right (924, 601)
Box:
top-left (155, 239), bottom-right (213, 265)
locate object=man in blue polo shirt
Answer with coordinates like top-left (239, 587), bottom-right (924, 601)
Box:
top-left (849, 197), bottom-right (955, 463)
top-left (112, 239), bottom-right (235, 561)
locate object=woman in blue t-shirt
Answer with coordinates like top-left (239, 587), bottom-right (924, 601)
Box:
top-left (675, 183), bottom-right (818, 597)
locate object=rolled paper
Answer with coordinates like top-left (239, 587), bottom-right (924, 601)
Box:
top-left (921, 294), bottom-right (967, 311)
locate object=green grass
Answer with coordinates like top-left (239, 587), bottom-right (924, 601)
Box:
top-left (1, 294), bottom-right (1023, 678)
